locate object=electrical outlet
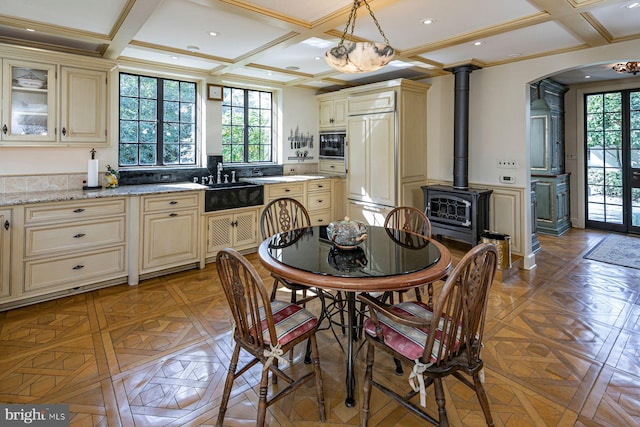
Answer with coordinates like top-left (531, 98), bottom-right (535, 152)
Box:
top-left (497, 159), bottom-right (518, 169)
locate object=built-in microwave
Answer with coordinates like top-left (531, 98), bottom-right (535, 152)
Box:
top-left (319, 131), bottom-right (346, 159)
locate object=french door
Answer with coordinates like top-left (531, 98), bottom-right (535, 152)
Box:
top-left (585, 89), bottom-right (640, 234)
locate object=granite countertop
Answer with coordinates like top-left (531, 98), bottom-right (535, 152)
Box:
top-left (0, 174), bottom-right (343, 207)
top-left (241, 174), bottom-right (335, 184)
top-left (0, 182), bottom-right (207, 207)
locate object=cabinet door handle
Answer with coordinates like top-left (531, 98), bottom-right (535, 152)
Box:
top-left (285, 189), bottom-right (290, 192)
top-left (169, 201), bottom-right (178, 205)
top-left (2, 125), bottom-right (6, 134)
top-left (72, 265), bottom-right (85, 270)
top-left (318, 185), bottom-right (323, 188)
top-left (318, 199), bottom-right (323, 203)
top-left (73, 208), bottom-right (85, 213)
top-left (169, 213), bottom-right (178, 217)
top-left (3, 220), bottom-right (8, 230)
top-left (73, 233), bottom-right (86, 238)
top-left (62, 127), bottom-right (67, 136)
top-left (231, 220), bottom-right (238, 227)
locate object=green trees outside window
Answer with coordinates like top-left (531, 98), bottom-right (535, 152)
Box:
top-left (119, 73), bottom-right (197, 167)
top-left (221, 87), bottom-right (272, 163)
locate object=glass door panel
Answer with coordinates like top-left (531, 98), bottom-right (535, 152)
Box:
top-left (586, 89), bottom-right (640, 234)
top-left (1, 60), bottom-right (56, 142)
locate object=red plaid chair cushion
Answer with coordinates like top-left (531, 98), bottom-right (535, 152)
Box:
top-left (363, 300), bottom-right (461, 362)
top-left (252, 300), bottom-right (318, 346)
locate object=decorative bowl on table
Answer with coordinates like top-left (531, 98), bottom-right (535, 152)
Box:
top-left (326, 216), bottom-right (368, 250)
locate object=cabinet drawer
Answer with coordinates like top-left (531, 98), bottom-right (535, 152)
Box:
top-left (25, 217), bottom-right (125, 257)
top-left (319, 159), bottom-right (345, 175)
top-left (347, 90), bottom-right (395, 115)
top-left (307, 191), bottom-right (332, 211)
top-left (24, 246), bottom-right (126, 293)
top-left (25, 198), bottom-right (126, 223)
top-left (143, 193), bottom-right (200, 212)
top-left (309, 211), bottom-right (331, 226)
top-left (267, 183), bottom-right (304, 199)
top-left (307, 179), bottom-right (331, 193)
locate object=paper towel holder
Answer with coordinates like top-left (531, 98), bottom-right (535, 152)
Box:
top-left (83, 148), bottom-right (103, 191)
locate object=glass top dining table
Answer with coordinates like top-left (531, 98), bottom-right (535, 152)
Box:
top-left (258, 225), bottom-right (452, 407)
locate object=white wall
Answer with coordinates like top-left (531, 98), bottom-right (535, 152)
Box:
top-left (424, 38), bottom-right (640, 267)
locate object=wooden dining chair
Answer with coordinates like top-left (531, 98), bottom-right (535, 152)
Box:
top-left (215, 248), bottom-right (325, 427)
top-left (260, 197), bottom-right (318, 305)
top-left (383, 206), bottom-right (434, 305)
top-left (357, 242), bottom-right (498, 426)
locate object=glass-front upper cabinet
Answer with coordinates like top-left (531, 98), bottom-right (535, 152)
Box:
top-left (1, 60), bottom-right (56, 142)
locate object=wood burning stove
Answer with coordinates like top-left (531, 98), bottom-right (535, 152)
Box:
top-left (423, 64), bottom-right (492, 246)
top-left (422, 185), bottom-right (492, 246)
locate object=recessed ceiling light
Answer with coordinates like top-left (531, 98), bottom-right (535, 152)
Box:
top-left (421, 18), bottom-right (436, 25)
top-left (186, 45), bottom-right (199, 52)
top-left (25, 28), bottom-right (35, 32)
top-left (508, 53), bottom-right (522, 58)
top-left (585, 75), bottom-right (591, 79)
top-left (626, 2), bottom-right (640, 8)
top-left (285, 66), bottom-right (300, 71)
top-left (473, 41), bottom-right (483, 46)
top-left (314, 56), bottom-right (321, 61)
top-left (170, 55), bottom-right (179, 60)
top-left (266, 71), bottom-right (273, 76)
top-left (208, 31), bottom-right (220, 37)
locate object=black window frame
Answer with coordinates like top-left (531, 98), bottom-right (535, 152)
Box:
top-left (118, 72), bottom-right (198, 168)
top-left (221, 86), bottom-right (273, 164)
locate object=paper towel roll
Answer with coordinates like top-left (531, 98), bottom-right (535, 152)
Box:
top-left (88, 159), bottom-right (99, 187)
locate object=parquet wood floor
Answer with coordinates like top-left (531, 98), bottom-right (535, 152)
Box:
top-left (1, 228), bottom-right (640, 426)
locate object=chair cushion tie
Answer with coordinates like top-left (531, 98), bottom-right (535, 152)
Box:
top-left (409, 359), bottom-right (432, 407)
top-left (263, 342), bottom-right (288, 371)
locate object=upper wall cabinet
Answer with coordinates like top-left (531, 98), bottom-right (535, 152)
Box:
top-left (0, 57), bottom-right (109, 146)
top-left (60, 67), bottom-right (107, 143)
top-left (1, 60), bottom-right (57, 143)
top-left (318, 95), bottom-right (346, 129)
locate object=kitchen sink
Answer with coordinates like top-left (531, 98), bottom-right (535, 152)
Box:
top-left (205, 182), bottom-right (264, 212)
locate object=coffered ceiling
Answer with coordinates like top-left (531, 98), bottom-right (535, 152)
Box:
top-left (0, 0), bottom-right (638, 89)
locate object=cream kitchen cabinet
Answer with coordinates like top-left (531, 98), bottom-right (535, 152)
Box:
top-left (1, 59), bottom-right (57, 143)
top-left (0, 209), bottom-right (11, 298)
top-left (60, 66), bottom-right (107, 143)
top-left (0, 58), bottom-right (109, 146)
top-left (140, 192), bottom-right (202, 275)
top-left (306, 178), bottom-right (333, 226)
top-left (319, 158), bottom-right (345, 175)
top-left (265, 181), bottom-right (305, 204)
top-left (18, 198), bottom-right (127, 301)
top-left (205, 207), bottom-right (259, 260)
top-left (345, 80), bottom-right (429, 221)
top-left (318, 95), bottom-right (346, 129)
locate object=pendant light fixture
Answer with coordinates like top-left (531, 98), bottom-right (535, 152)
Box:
top-left (325, 0), bottom-right (394, 74)
top-left (612, 61), bottom-right (640, 75)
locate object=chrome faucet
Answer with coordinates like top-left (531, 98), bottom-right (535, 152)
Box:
top-left (217, 163), bottom-right (223, 184)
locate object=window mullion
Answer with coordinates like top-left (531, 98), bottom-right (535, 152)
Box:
top-left (157, 80), bottom-right (164, 166)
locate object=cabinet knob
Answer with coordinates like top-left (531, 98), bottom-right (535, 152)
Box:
top-left (62, 127), bottom-right (67, 136)
top-left (73, 208), bottom-right (85, 213)
top-left (169, 201), bottom-right (178, 205)
top-left (3, 220), bottom-right (8, 230)
top-left (72, 265), bottom-right (85, 270)
top-left (169, 213), bottom-right (178, 217)
top-left (73, 233), bottom-right (86, 238)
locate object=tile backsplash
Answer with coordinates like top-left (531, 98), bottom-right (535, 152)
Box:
top-left (0, 173), bottom-right (93, 194)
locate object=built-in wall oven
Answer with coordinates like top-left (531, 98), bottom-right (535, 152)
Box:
top-left (319, 130), bottom-right (346, 159)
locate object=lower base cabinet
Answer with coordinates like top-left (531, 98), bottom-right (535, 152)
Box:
top-left (205, 207), bottom-right (259, 260)
top-left (533, 173), bottom-right (571, 236)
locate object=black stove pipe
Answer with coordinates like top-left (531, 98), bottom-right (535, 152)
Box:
top-left (445, 64), bottom-right (480, 189)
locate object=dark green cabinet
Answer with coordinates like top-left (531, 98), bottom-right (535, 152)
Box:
top-left (531, 79), bottom-right (570, 236)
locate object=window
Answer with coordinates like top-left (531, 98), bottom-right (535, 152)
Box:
top-left (119, 73), bottom-right (197, 167)
top-left (221, 86), bottom-right (272, 163)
